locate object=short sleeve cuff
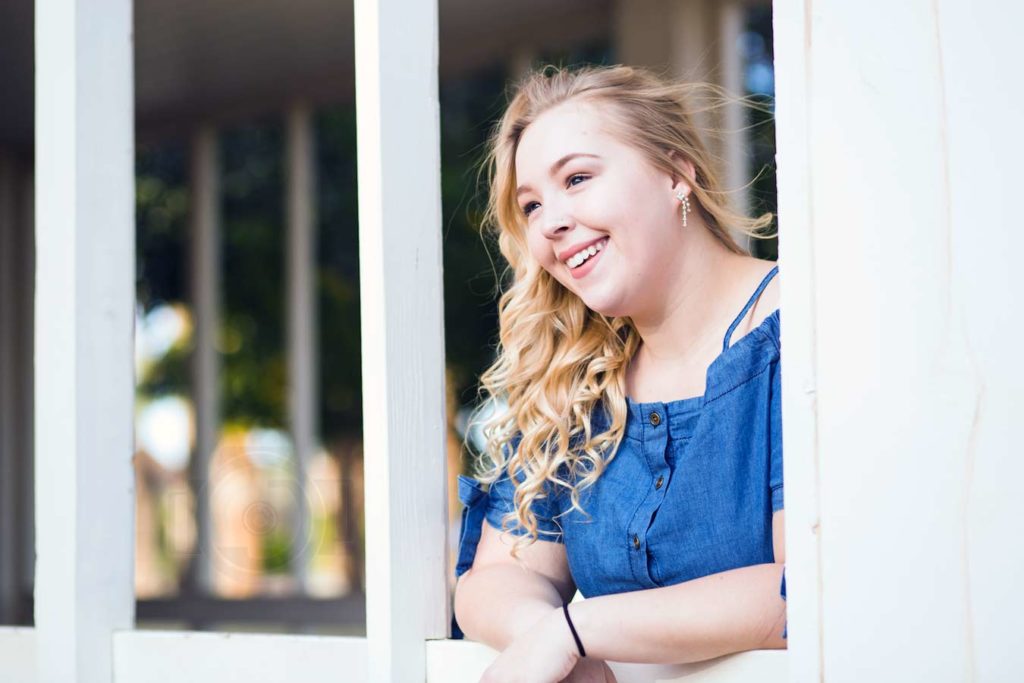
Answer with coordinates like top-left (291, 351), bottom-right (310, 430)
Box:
top-left (450, 474), bottom-right (564, 639)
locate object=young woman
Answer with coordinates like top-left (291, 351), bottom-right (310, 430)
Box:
top-left (452, 64), bottom-right (786, 683)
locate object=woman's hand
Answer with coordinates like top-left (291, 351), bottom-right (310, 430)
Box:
top-left (478, 606), bottom-right (580, 683)
top-left (560, 657), bottom-right (619, 682)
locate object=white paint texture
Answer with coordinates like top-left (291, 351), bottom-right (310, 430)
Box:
top-left (34, 1), bottom-right (136, 682)
top-left (113, 631), bottom-right (367, 682)
top-left (933, 2), bottom-right (1023, 680)
top-left (354, 0), bottom-right (449, 681)
top-left (426, 640), bottom-right (787, 683)
top-left (775, 0), bottom-right (1024, 680)
top-left (772, 1), bottom-right (822, 681)
top-left (0, 627), bottom-right (37, 683)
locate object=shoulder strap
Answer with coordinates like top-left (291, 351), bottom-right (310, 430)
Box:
top-left (722, 265), bottom-right (779, 351)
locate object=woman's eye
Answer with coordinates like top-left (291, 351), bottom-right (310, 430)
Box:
top-left (521, 175), bottom-right (588, 217)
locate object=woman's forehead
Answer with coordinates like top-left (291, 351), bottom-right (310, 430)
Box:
top-left (515, 101), bottom-right (623, 174)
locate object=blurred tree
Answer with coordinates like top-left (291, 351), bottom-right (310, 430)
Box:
top-left (316, 107), bottom-right (363, 438)
top-left (135, 140), bottom-right (190, 399)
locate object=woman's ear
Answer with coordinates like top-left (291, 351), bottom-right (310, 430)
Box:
top-left (667, 151), bottom-right (697, 195)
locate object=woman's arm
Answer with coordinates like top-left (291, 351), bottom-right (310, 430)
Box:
top-left (454, 518), bottom-right (578, 650)
top-left (563, 561), bottom-right (787, 664)
top-left (558, 508), bottom-right (788, 664)
top-left (454, 562), bottom-right (568, 651)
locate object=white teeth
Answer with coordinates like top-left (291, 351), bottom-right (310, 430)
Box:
top-left (565, 238), bottom-right (607, 269)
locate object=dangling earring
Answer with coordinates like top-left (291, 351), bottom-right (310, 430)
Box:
top-left (676, 190), bottom-right (691, 227)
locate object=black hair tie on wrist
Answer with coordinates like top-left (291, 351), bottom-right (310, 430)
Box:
top-left (562, 602), bottom-right (587, 658)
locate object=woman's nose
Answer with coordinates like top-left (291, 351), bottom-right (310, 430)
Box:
top-left (541, 207), bottom-right (575, 240)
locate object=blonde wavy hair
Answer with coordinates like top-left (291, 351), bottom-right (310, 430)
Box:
top-left (468, 63), bottom-right (775, 560)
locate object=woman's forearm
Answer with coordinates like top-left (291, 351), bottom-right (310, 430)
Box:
top-left (454, 563), bottom-right (567, 651)
top-left (568, 562), bottom-right (787, 664)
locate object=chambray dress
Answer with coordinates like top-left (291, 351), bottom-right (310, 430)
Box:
top-left (453, 266), bottom-right (786, 639)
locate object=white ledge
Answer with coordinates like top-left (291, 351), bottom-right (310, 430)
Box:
top-left (427, 639), bottom-right (788, 683)
top-left (0, 627), bottom-right (36, 683)
top-left (113, 630), bottom-right (368, 682)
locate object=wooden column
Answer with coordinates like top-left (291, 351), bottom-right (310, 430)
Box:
top-left (34, 0), bottom-right (136, 680)
top-left (774, 0), bottom-right (1024, 679)
top-left (771, 1), bottom-right (821, 680)
top-left (354, 0), bottom-right (449, 680)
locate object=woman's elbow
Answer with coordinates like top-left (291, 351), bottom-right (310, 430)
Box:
top-left (453, 570), bottom-right (481, 640)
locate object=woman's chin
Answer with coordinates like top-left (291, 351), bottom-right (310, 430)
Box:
top-left (578, 292), bottom-right (628, 319)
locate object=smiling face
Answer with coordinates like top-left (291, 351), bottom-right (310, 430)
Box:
top-left (514, 99), bottom-right (691, 319)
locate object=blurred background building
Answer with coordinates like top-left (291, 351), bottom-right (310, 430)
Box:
top-left (0, 0), bottom-right (775, 635)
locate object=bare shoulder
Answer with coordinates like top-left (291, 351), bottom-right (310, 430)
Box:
top-left (728, 258), bottom-right (779, 345)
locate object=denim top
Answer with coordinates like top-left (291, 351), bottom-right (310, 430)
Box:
top-left (453, 266), bottom-right (786, 639)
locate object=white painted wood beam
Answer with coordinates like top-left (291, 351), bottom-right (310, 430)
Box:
top-left (771, 1), bottom-right (821, 681)
top-left (113, 630), bottom-right (367, 682)
top-left (425, 640), bottom-right (787, 683)
top-left (353, 0), bottom-right (449, 680)
top-left (779, 0), bottom-right (1024, 679)
top-left (933, 5), bottom-right (1024, 678)
top-left (34, 1), bottom-right (136, 680)
top-left (0, 627), bottom-right (37, 683)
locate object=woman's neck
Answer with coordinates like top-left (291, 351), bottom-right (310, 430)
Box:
top-left (628, 219), bottom-right (749, 365)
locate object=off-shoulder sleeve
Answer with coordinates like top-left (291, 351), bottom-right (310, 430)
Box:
top-left (453, 471), bottom-right (566, 581)
top-left (451, 467), bottom-right (565, 639)
top-left (769, 356), bottom-right (784, 513)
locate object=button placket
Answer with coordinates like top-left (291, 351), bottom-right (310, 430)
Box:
top-left (626, 400), bottom-right (669, 589)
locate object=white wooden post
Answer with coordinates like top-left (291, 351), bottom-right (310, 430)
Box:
top-left (34, 0), bottom-right (136, 681)
top-left (774, 0), bottom-right (1024, 680)
top-left (285, 102), bottom-right (319, 593)
top-left (188, 125), bottom-right (220, 598)
top-left (354, 0), bottom-right (449, 680)
top-left (771, 2), bottom-right (821, 681)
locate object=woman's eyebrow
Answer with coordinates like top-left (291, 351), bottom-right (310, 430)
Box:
top-left (516, 153), bottom-right (602, 197)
